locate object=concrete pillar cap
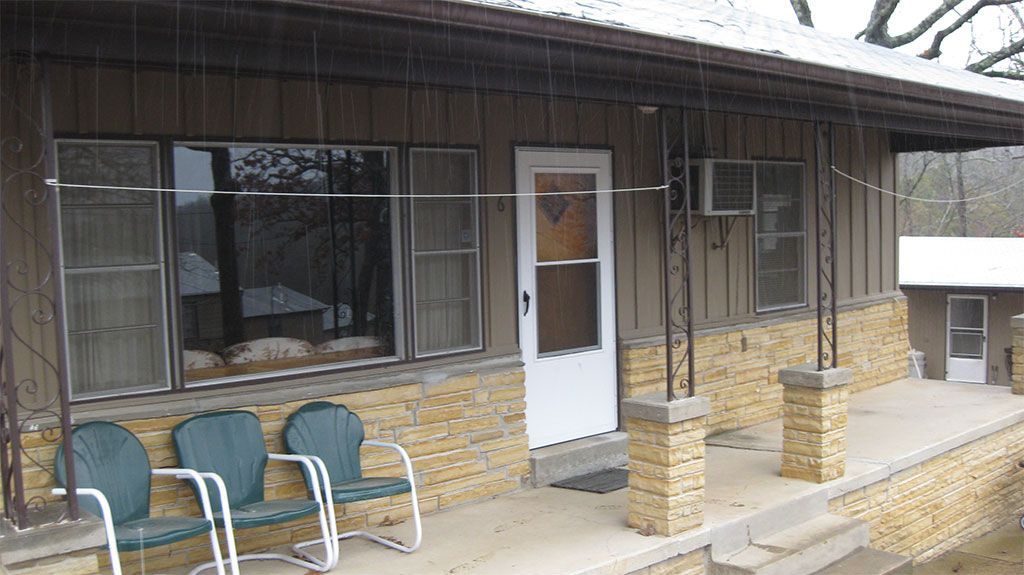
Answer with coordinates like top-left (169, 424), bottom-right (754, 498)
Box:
top-left (621, 393), bottom-right (710, 424)
top-left (1011, 313), bottom-right (1024, 329)
top-left (779, 363), bottom-right (852, 389)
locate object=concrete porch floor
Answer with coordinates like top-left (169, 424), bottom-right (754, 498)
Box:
top-left (177, 379), bottom-right (1024, 575)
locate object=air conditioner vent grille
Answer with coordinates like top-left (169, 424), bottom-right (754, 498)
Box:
top-left (711, 162), bottom-right (755, 212)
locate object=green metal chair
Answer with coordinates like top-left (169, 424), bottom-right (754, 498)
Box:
top-left (52, 421), bottom-right (232, 575)
top-left (284, 401), bottom-right (422, 554)
top-left (172, 410), bottom-right (337, 573)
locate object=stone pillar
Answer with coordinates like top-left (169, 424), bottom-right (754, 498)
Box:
top-left (780, 364), bottom-right (852, 483)
top-left (1012, 314), bottom-right (1024, 395)
top-left (622, 393), bottom-right (710, 537)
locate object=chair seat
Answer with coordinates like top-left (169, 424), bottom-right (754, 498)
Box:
top-left (115, 516), bottom-right (213, 552)
top-left (215, 499), bottom-right (321, 529)
top-left (331, 476), bottom-right (411, 504)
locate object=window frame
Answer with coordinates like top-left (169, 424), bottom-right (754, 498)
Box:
top-left (407, 147), bottom-right (485, 358)
top-left (169, 141), bottom-right (407, 389)
top-left (753, 160), bottom-right (808, 314)
top-left (55, 138), bottom-right (174, 401)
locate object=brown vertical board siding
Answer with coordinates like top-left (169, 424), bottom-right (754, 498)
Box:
top-left (280, 80), bottom-right (323, 141)
top-left (449, 91), bottom-right (483, 146)
top-left (801, 121), bottom-right (818, 308)
top-left (685, 111), bottom-right (708, 323)
top-left (865, 129), bottom-right (882, 294)
top-left (482, 94), bottom-right (517, 350)
top-left (550, 99), bottom-right (579, 144)
top-left (136, 70), bottom-right (183, 136)
top-left (181, 74), bottom-right (233, 139)
top-left (50, 64), bottom-right (79, 133)
top-left (633, 110), bottom-right (665, 334)
top-left (834, 125), bottom-right (853, 302)
top-left (233, 77), bottom-right (280, 140)
top-left (848, 126), bottom-right (868, 299)
top-left (325, 83), bottom-right (372, 142)
top-left (411, 88), bottom-right (450, 144)
top-left (76, 66), bottom-right (134, 134)
top-left (879, 132), bottom-right (896, 292)
top-left (704, 112), bottom-right (729, 320)
top-left (370, 86), bottom-right (408, 143)
top-left (577, 102), bottom-right (608, 146)
top-left (515, 96), bottom-right (548, 143)
top-left (608, 105), bottom-right (637, 335)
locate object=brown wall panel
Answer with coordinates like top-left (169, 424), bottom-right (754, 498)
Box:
top-left (325, 83), bottom-right (372, 141)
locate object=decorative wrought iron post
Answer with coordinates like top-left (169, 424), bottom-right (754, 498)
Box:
top-left (660, 108), bottom-right (695, 400)
top-left (0, 52), bottom-right (79, 528)
top-left (813, 121), bottom-right (838, 370)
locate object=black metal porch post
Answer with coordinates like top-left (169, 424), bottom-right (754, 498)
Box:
top-left (814, 121), bottom-right (838, 370)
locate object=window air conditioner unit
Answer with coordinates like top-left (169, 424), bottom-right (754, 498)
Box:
top-left (693, 159), bottom-right (756, 216)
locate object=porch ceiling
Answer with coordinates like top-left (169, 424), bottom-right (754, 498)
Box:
top-left (2, 1), bottom-right (1022, 148)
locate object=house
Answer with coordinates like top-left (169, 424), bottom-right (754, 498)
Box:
top-left (900, 236), bottom-right (1024, 387)
top-left (2, 1), bottom-right (1023, 574)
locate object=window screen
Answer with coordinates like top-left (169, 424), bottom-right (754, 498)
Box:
top-left (410, 149), bottom-right (482, 355)
top-left (756, 163), bottom-right (805, 311)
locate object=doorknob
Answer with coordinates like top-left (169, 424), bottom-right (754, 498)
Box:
top-left (522, 290), bottom-right (531, 316)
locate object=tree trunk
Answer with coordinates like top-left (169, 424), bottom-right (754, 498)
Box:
top-left (207, 148), bottom-right (245, 347)
top-left (954, 152), bottom-right (968, 236)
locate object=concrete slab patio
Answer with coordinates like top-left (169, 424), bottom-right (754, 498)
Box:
top-left (167, 379), bottom-right (1024, 574)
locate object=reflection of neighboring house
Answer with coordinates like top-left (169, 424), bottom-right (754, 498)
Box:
top-left (178, 252), bottom-right (330, 349)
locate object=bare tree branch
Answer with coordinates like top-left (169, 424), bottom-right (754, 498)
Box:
top-left (967, 35), bottom-right (1024, 70)
top-left (856, 0), bottom-right (901, 42)
top-left (919, 0), bottom-right (1020, 59)
top-left (789, 0), bottom-right (814, 27)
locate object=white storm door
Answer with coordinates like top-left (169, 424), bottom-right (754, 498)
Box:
top-left (946, 295), bottom-right (987, 384)
top-left (515, 148), bottom-right (617, 449)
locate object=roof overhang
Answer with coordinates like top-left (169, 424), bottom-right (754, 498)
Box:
top-left (3, 0), bottom-right (1022, 148)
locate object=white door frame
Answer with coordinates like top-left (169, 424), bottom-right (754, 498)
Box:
top-left (945, 294), bottom-right (988, 384)
top-left (515, 147), bottom-right (618, 449)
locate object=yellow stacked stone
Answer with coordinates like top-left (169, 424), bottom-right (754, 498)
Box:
top-left (829, 420), bottom-right (1024, 564)
top-left (619, 298), bottom-right (908, 436)
top-left (780, 384), bottom-right (849, 482)
top-left (1011, 315), bottom-right (1024, 395)
top-left (623, 395), bottom-right (710, 538)
top-left (18, 366), bottom-right (529, 575)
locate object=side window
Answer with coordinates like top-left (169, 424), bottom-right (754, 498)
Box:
top-left (57, 142), bottom-right (169, 399)
top-left (755, 163), bottom-right (806, 311)
top-left (410, 149), bottom-right (482, 355)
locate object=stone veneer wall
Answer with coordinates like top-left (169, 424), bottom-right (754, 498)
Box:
top-left (1012, 315), bottom-right (1023, 395)
top-left (829, 420), bottom-right (1024, 563)
top-left (620, 297), bottom-right (909, 435)
top-left (625, 548), bottom-right (706, 575)
top-left (18, 367), bottom-right (528, 574)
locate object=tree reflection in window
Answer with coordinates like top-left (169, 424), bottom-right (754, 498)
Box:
top-left (174, 145), bottom-right (395, 381)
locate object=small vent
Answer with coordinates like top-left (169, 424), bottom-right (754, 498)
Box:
top-left (711, 162), bottom-right (755, 213)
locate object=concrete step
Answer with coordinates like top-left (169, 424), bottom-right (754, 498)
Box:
top-left (710, 514), bottom-right (869, 575)
top-left (529, 432), bottom-right (627, 486)
top-left (813, 548), bottom-right (912, 575)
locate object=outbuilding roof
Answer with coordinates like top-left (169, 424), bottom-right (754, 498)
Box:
top-left (461, 0), bottom-right (1024, 106)
top-left (899, 236), bottom-right (1024, 290)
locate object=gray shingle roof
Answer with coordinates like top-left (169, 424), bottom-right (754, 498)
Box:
top-left (460, 0), bottom-right (1024, 105)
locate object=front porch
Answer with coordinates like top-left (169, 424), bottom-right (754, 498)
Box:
top-left (209, 378), bottom-right (1024, 574)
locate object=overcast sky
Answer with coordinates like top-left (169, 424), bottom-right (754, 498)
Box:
top-left (730, 0), bottom-right (1015, 70)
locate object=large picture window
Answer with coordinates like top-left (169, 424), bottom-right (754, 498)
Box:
top-left (173, 145), bottom-right (398, 382)
top-left (57, 142), bottom-right (169, 399)
top-left (755, 163), bottom-right (806, 311)
top-left (410, 149), bottom-right (482, 355)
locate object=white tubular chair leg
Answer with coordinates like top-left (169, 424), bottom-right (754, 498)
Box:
top-left (152, 469), bottom-right (230, 575)
top-left (345, 440), bottom-right (422, 553)
top-left (53, 487), bottom-right (122, 575)
top-left (188, 473), bottom-right (240, 575)
top-left (289, 454), bottom-right (340, 565)
top-left (269, 453), bottom-right (337, 571)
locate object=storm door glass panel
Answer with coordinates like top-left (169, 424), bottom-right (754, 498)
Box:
top-left (410, 149), bottom-right (481, 355)
top-left (534, 172), bottom-right (600, 355)
top-left (756, 163), bottom-right (805, 311)
top-left (949, 298), bottom-right (984, 359)
top-left (57, 142), bottom-right (168, 398)
top-left (173, 145), bottom-right (396, 382)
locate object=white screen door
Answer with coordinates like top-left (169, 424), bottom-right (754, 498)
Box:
top-left (946, 295), bottom-right (987, 384)
top-left (515, 148), bottom-right (617, 449)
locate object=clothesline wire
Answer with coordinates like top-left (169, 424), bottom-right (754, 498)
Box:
top-left (831, 165), bottom-right (1023, 204)
top-left (43, 178), bottom-right (667, 199)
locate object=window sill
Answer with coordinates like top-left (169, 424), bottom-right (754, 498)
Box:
top-left (65, 348), bottom-right (523, 427)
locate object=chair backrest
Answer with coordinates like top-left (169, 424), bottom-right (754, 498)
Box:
top-left (172, 411), bottom-right (268, 512)
top-left (283, 402), bottom-right (364, 489)
top-left (54, 421), bottom-right (152, 525)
